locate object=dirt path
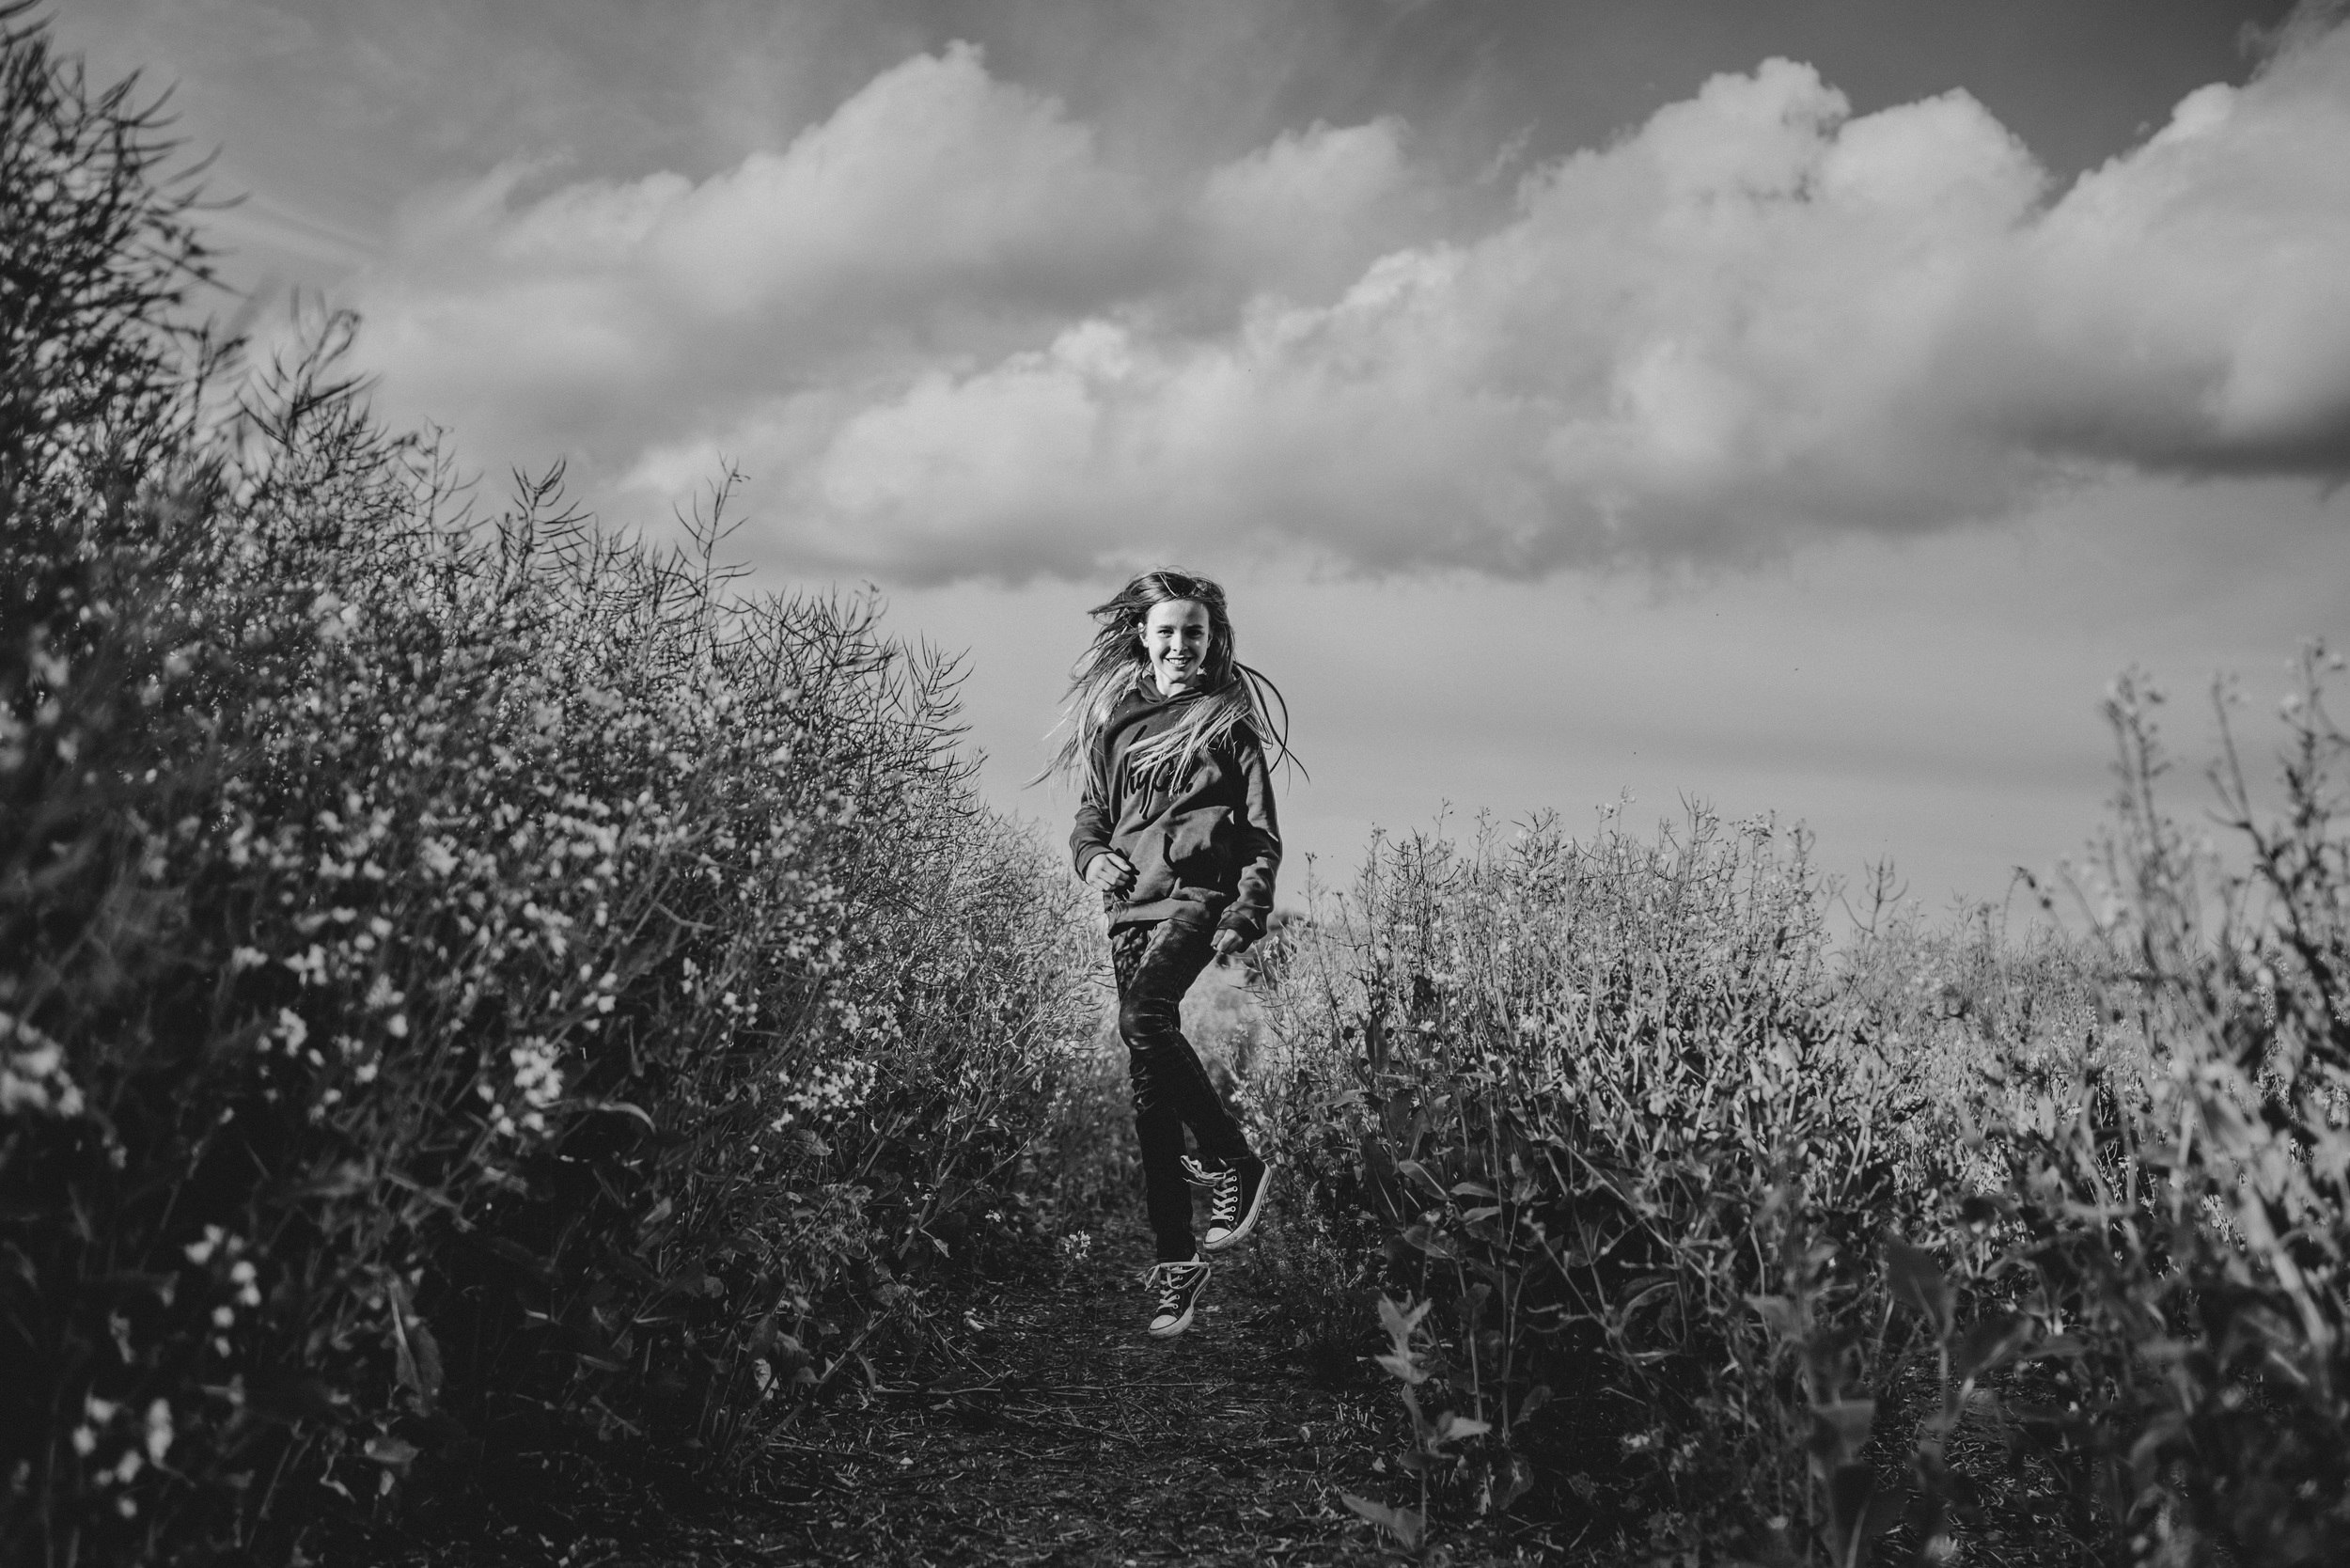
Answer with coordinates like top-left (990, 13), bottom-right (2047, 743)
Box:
top-left (732, 1224), bottom-right (1569, 1566)
top-left (400, 1219), bottom-right (1580, 1566)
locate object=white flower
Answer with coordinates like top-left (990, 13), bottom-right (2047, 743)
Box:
top-left (143, 1401), bottom-right (174, 1463)
top-left (509, 1039), bottom-right (564, 1112)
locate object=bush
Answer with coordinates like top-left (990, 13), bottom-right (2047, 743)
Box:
top-left (1893, 662), bottom-right (2350, 1564)
top-left (1253, 810), bottom-right (1906, 1538)
top-left (1255, 659), bottom-right (2350, 1565)
top-left (0, 15), bottom-right (1097, 1562)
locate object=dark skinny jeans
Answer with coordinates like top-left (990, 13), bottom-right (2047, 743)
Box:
top-left (1111, 903), bottom-right (1257, 1263)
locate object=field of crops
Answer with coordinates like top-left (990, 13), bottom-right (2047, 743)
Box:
top-left (1, 23), bottom-right (1110, 1561)
top-left (7, 15), bottom-right (2349, 1566)
top-left (1239, 728), bottom-right (2349, 1563)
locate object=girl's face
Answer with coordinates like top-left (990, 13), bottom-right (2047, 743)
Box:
top-left (1139, 598), bottom-right (1213, 695)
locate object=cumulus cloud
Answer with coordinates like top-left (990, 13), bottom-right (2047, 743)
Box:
top-left (352, 25), bottom-right (2350, 580)
top-left (360, 46), bottom-right (1151, 457)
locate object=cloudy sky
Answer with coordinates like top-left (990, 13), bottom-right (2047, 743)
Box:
top-left (58, 0), bottom-right (2350, 915)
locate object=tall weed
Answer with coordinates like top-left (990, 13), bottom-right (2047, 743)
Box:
top-left (0, 17), bottom-right (1097, 1561)
top-left (1256, 809), bottom-right (1895, 1533)
top-left (1261, 660), bottom-right (2350, 1564)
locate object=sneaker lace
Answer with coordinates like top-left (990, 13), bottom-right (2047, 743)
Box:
top-left (1181, 1156), bottom-right (1242, 1226)
top-left (1207, 1169), bottom-right (1241, 1229)
top-left (1145, 1260), bottom-right (1198, 1312)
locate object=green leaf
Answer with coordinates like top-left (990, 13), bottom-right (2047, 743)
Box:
top-left (590, 1099), bottom-right (656, 1131)
top-left (1747, 1294), bottom-right (1797, 1340)
top-left (386, 1278), bottom-right (443, 1405)
top-left (2127, 1412), bottom-right (2189, 1476)
top-left (1439, 1413), bottom-right (1492, 1442)
top-left (364, 1435), bottom-right (418, 1470)
top-left (291, 1162), bottom-right (370, 1200)
top-left (1377, 1294), bottom-right (1433, 1344)
top-left (1488, 1454), bottom-right (1534, 1513)
top-left (1400, 1222), bottom-right (1458, 1259)
top-left (1616, 1275), bottom-right (1674, 1317)
top-left (1809, 1400), bottom-right (1875, 1466)
top-left (1340, 1492), bottom-right (1424, 1549)
top-left (409, 1319), bottom-right (445, 1401)
top-left (1952, 1312), bottom-right (2028, 1381)
top-left (1825, 1461), bottom-right (1877, 1568)
top-left (1882, 1234), bottom-right (1951, 1337)
top-left (1394, 1158), bottom-right (1446, 1195)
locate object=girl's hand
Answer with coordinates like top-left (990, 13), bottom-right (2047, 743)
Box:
top-left (1084, 851), bottom-right (1136, 895)
top-left (1212, 929), bottom-right (1248, 959)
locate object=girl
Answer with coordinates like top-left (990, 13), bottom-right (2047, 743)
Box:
top-left (1050, 569), bottom-right (1290, 1339)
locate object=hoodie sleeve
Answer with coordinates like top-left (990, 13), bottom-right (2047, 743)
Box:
top-left (1215, 730), bottom-right (1282, 942)
top-left (1070, 728), bottom-right (1116, 879)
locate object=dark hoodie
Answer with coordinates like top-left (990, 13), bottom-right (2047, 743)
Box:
top-left (1069, 682), bottom-right (1281, 939)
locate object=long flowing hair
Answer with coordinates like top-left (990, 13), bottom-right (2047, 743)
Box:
top-left (1041, 568), bottom-right (1296, 796)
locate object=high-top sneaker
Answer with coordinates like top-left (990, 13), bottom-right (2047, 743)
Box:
top-left (1182, 1155), bottom-right (1274, 1252)
top-left (1145, 1254), bottom-right (1212, 1339)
